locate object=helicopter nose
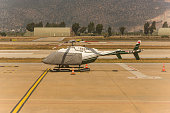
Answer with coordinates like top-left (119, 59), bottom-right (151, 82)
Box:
top-left (42, 52), bottom-right (56, 64)
top-left (42, 57), bottom-right (48, 64)
top-left (42, 52), bottom-right (58, 65)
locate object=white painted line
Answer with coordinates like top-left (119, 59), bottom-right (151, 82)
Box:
top-left (128, 65), bottom-right (138, 71)
top-left (0, 53), bottom-right (33, 55)
top-left (0, 50), bottom-right (39, 51)
top-left (117, 63), bottom-right (162, 79)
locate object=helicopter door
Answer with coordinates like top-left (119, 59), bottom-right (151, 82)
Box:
top-left (45, 52), bottom-right (82, 65)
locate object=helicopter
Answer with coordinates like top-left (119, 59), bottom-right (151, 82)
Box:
top-left (43, 40), bottom-right (142, 72)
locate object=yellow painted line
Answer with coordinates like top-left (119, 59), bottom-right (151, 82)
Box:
top-left (11, 68), bottom-right (50, 113)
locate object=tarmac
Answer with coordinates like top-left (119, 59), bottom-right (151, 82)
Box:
top-left (0, 63), bottom-right (170, 113)
top-left (0, 49), bottom-right (170, 59)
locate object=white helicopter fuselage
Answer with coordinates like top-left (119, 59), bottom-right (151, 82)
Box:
top-left (57, 46), bottom-right (115, 64)
top-left (42, 40), bottom-right (141, 66)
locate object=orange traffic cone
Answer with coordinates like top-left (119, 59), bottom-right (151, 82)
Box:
top-left (71, 68), bottom-right (76, 75)
top-left (162, 64), bottom-right (166, 72)
top-left (85, 64), bottom-right (89, 69)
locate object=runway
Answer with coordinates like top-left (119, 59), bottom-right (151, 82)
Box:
top-left (1, 63), bottom-right (170, 113)
top-left (0, 50), bottom-right (53, 58)
top-left (1, 40), bottom-right (170, 46)
top-left (0, 49), bottom-right (170, 59)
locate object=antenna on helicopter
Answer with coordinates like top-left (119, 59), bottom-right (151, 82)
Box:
top-left (68, 40), bottom-right (76, 46)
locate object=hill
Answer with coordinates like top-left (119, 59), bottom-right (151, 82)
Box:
top-left (0, 0), bottom-right (167, 31)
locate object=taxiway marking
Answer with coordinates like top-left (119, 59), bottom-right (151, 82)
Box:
top-left (11, 68), bottom-right (50, 113)
top-left (117, 63), bottom-right (161, 79)
top-left (0, 53), bottom-right (33, 55)
top-left (0, 50), bottom-right (39, 52)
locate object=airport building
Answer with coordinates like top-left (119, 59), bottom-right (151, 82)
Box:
top-left (158, 28), bottom-right (170, 36)
top-left (34, 27), bottom-right (71, 37)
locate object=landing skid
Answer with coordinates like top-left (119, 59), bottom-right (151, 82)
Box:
top-left (49, 66), bottom-right (90, 72)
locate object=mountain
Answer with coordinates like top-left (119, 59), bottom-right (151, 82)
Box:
top-left (0, 0), bottom-right (168, 31)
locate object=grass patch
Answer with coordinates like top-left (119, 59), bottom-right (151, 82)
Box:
top-left (63, 36), bottom-right (170, 42)
top-left (0, 45), bottom-right (54, 50)
top-left (0, 44), bottom-right (170, 50)
top-left (0, 37), bottom-right (39, 42)
top-left (95, 58), bottom-right (170, 63)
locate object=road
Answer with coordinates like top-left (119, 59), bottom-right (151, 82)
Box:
top-left (0, 49), bottom-right (169, 59)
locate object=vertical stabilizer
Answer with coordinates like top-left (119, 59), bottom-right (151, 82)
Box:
top-left (134, 40), bottom-right (141, 50)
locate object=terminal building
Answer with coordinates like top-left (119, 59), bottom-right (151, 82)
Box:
top-left (34, 27), bottom-right (71, 37)
top-left (158, 28), bottom-right (170, 36)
